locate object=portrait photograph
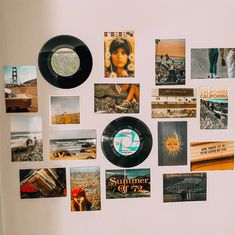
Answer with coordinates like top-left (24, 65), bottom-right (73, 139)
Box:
top-left (104, 31), bottom-right (135, 78)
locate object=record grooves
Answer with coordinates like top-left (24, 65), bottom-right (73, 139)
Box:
top-left (38, 35), bottom-right (92, 89)
top-left (101, 116), bottom-right (152, 168)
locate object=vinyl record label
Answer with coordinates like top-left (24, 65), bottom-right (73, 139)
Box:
top-left (101, 116), bottom-right (152, 167)
top-left (113, 129), bottom-right (140, 156)
top-left (38, 35), bottom-right (92, 89)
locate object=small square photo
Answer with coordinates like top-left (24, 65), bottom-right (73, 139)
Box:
top-left (50, 96), bottom-right (80, 125)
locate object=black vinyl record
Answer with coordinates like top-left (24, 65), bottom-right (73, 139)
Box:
top-left (38, 35), bottom-right (92, 89)
top-left (101, 116), bottom-right (152, 167)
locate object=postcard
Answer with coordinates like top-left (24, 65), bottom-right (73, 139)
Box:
top-left (50, 129), bottom-right (96, 160)
top-left (95, 83), bottom-right (139, 113)
top-left (155, 39), bottom-right (185, 85)
top-left (4, 65), bottom-right (38, 113)
top-left (163, 173), bottom-right (207, 203)
top-left (11, 115), bottom-right (43, 162)
top-left (106, 168), bottom-right (150, 199)
top-left (104, 31), bottom-right (135, 78)
top-left (190, 141), bottom-right (234, 171)
top-left (70, 167), bottom-right (101, 211)
top-left (20, 168), bottom-right (66, 199)
top-left (191, 48), bottom-right (235, 79)
top-left (158, 121), bottom-right (187, 166)
top-left (50, 96), bottom-right (80, 125)
top-left (152, 88), bottom-right (196, 118)
top-left (200, 87), bottom-right (228, 129)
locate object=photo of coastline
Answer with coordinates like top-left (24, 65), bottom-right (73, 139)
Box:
top-left (155, 39), bottom-right (185, 85)
top-left (11, 115), bottom-right (43, 162)
top-left (50, 129), bottom-right (96, 160)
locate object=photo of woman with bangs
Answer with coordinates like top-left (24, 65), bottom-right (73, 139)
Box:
top-left (105, 37), bottom-right (135, 78)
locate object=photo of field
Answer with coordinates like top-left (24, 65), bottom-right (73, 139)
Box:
top-left (50, 96), bottom-right (80, 125)
top-left (70, 167), bottom-right (101, 211)
top-left (4, 66), bottom-right (38, 113)
top-left (11, 116), bottom-right (43, 162)
top-left (50, 129), bottom-right (96, 160)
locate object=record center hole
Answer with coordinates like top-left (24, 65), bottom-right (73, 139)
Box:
top-left (51, 48), bottom-right (80, 77)
top-left (122, 136), bottom-right (132, 147)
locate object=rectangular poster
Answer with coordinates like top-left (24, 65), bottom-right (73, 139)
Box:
top-left (158, 121), bottom-right (187, 166)
top-left (190, 141), bottom-right (234, 171)
top-left (4, 65), bottom-right (38, 113)
top-left (50, 129), bottom-right (96, 160)
top-left (163, 173), bottom-right (207, 203)
top-left (152, 88), bottom-right (196, 118)
top-left (50, 95), bottom-right (80, 125)
top-left (104, 31), bottom-right (135, 78)
top-left (155, 39), bottom-right (185, 85)
top-left (95, 83), bottom-right (139, 113)
top-left (11, 115), bottom-right (43, 162)
top-left (70, 167), bottom-right (101, 211)
top-left (200, 87), bottom-right (228, 129)
top-left (20, 168), bottom-right (66, 199)
top-left (106, 168), bottom-right (150, 199)
top-left (191, 48), bottom-right (235, 79)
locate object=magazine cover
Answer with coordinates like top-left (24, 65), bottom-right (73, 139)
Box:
top-left (191, 48), bottom-right (235, 79)
top-left (50, 129), bottom-right (96, 160)
top-left (95, 83), bottom-right (139, 113)
top-left (155, 39), bottom-right (185, 85)
top-left (104, 31), bottom-right (135, 78)
top-left (163, 173), bottom-right (207, 203)
top-left (20, 168), bottom-right (66, 199)
top-left (11, 115), bottom-right (43, 162)
top-left (158, 121), bottom-right (187, 166)
top-left (106, 168), bottom-right (150, 199)
top-left (152, 88), bottom-right (196, 118)
top-left (200, 87), bottom-right (228, 129)
top-left (190, 141), bottom-right (234, 171)
top-left (50, 96), bottom-right (80, 125)
top-left (70, 167), bottom-right (101, 211)
top-left (4, 66), bottom-right (38, 113)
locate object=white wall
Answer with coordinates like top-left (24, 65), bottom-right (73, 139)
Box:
top-left (1, 0), bottom-right (235, 234)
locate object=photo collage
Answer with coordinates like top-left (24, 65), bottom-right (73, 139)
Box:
top-left (3, 31), bottom-right (235, 210)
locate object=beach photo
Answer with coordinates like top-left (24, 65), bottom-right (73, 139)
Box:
top-left (50, 129), bottom-right (96, 160)
top-left (11, 115), bottom-right (43, 162)
top-left (155, 39), bottom-right (185, 85)
top-left (95, 83), bottom-right (139, 113)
